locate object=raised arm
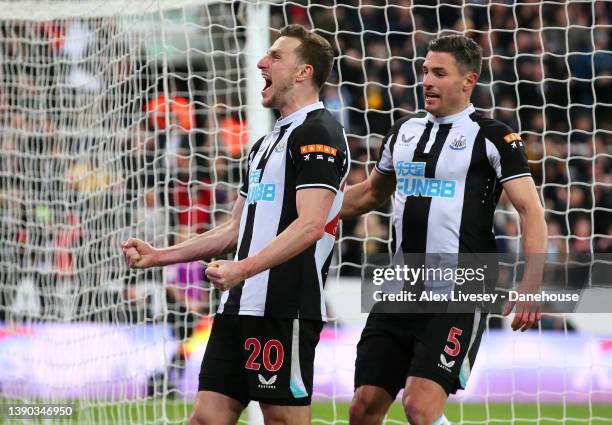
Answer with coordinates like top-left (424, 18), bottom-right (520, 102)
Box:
top-left (340, 169), bottom-right (395, 219)
top-left (341, 115), bottom-right (413, 219)
top-left (122, 195), bottom-right (245, 268)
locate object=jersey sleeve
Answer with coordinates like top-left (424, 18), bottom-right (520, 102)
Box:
top-left (374, 127), bottom-right (396, 175)
top-left (484, 124), bottom-right (531, 183)
top-left (374, 115), bottom-right (414, 176)
top-left (289, 122), bottom-right (347, 193)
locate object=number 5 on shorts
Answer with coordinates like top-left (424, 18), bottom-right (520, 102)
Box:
top-left (444, 327), bottom-right (463, 357)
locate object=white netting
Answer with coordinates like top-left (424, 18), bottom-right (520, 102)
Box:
top-left (0, 1), bottom-right (610, 424)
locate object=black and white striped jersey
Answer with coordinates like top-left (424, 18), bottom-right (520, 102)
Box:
top-left (218, 102), bottom-right (350, 321)
top-left (375, 104), bottom-right (531, 255)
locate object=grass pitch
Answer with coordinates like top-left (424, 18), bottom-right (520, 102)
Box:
top-left (72, 400), bottom-right (612, 425)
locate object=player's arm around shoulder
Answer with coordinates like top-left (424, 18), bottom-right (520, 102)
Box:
top-left (340, 114), bottom-right (414, 219)
top-left (340, 169), bottom-right (395, 219)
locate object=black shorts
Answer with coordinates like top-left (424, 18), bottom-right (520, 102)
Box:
top-left (354, 312), bottom-right (487, 397)
top-left (198, 315), bottom-right (323, 406)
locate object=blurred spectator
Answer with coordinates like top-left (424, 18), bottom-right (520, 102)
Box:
top-left (146, 95), bottom-right (195, 132)
top-left (219, 112), bottom-right (249, 158)
top-left (547, 221), bottom-right (568, 256)
top-left (165, 261), bottom-right (209, 393)
top-left (572, 216), bottom-right (592, 254)
top-left (322, 83), bottom-right (352, 130)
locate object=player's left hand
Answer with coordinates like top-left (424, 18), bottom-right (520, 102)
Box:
top-left (502, 284), bottom-right (542, 332)
top-left (205, 260), bottom-right (249, 291)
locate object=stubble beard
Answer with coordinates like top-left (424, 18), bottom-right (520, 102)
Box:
top-left (263, 77), bottom-right (295, 111)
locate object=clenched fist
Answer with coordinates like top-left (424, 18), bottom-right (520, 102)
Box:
top-left (205, 260), bottom-right (249, 291)
top-left (122, 238), bottom-right (159, 269)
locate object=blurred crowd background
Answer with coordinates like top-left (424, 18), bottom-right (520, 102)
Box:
top-left (0, 0), bottom-right (610, 331)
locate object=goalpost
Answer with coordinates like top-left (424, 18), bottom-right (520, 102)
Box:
top-left (0, 1), bottom-right (610, 424)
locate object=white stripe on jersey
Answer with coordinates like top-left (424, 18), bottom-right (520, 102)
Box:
top-left (499, 173), bottom-right (531, 183)
top-left (485, 139), bottom-right (503, 179)
top-left (289, 319), bottom-right (308, 397)
top-left (313, 173), bottom-right (349, 321)
top-left (237, 119), bottom-right (302, 316)
top-left (379, 115), bottom-right (423, 254)
top-left (313, 237), bottom-right (332, 321)
top-left (459, 308), bottom-right (482, 388)
top-left (426, 119), bottom-right (481, 253)
top-left (296, 183), bottom-right (339, 193)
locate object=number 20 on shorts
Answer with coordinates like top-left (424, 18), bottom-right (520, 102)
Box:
top-left (244, 338), bottom-right (284, 372)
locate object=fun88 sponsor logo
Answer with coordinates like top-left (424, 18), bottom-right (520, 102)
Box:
top-left (396, 161), bottom-right (456, 198)
top-left (249, 169), bottom-right (262, 184)
top-left (247, 170), bottom-right (276, 204)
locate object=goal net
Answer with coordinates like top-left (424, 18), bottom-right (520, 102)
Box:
top-left (0, 0), bottom-right (610, 424)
